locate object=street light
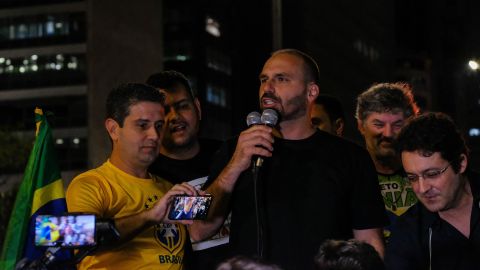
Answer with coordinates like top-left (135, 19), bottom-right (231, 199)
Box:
top-left (468, 59), bottom-right (479, 70)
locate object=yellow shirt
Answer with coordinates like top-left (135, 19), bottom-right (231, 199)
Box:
top-left (66, 160), bottom-right (186, 270)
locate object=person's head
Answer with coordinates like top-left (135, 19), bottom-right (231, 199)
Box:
top-left (314, 239), bottom-right (385, 270)
top-left (259, 49), bottom-right (320, 123)
top-left (216, 256), bottom-right (283, 270)
top-left (311, 94), bottom-right (345, 136)
top-left (356, 83), bottom-right (419, 170)
top-left (396, 112), bottom-right (469, 213)
top-left (146, 70), bottom-right (201, 155)
top-left (105, 83), bottom-right (165, 167)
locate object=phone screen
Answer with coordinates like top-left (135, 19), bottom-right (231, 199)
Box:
top-left (34, 214), bottom-right (96, 248)
top-left (168, 195), bottom-right (212, 220)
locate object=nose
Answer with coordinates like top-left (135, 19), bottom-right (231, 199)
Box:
top-left (416, 178), bottom-right (431, 194)
top-left (261, 78), bottom-right (274, 93)
top-left (166, 106), bottom-right (181, 122)
top-left (147, 125), bottom-right (160, 141)
top-left (382, 124), bottom-right (394, 138)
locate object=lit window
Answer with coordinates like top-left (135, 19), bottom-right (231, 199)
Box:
top-left (73, 138), bottom-right (80, 144)
top-left (56, 138), bottom-right (64, 145)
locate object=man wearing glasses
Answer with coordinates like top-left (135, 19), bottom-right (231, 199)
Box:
top-left (385, 112), bottom-right (480, 270)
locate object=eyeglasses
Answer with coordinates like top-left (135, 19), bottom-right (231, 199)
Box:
top-left (405, 163), bottom-right (450, 183)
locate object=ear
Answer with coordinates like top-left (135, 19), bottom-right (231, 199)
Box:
top-left (105, 118), bottom-right (120, 141)
top-left (458, 154), bottom-right (468, 174)
top-left (357, 119), bottom-right (365, 135)
top-left (335, 118), bottom-right (345, 137)
top-left (194, 97), bottom-right (202, 121)
top-left (307, 83), bottom-right (319, 102)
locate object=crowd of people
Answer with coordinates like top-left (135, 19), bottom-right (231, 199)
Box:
top-left (62, 48), bottom-right (479, 270)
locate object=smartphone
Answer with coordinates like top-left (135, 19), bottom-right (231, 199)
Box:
top-left (34, 214), bottom-right (96, 248)
top-left (168, 195), bottom-right (212, 220)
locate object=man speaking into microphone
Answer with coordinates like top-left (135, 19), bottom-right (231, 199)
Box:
top-left (190, 49), bottom-right (387, 270)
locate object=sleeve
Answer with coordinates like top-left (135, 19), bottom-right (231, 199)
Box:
top-left (385, 213), bottom-right (425, 270)
top-left (350, 147), bottom-right (389, 229)
top-left (66, 174), bottom-right (108, 217)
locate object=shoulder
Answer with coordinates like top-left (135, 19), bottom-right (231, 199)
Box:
top-left (151, 174), bottom-right (174, 191)
top-left (199, 137), bottom-right (222, 150)
top-left (393, 203), bottom-right (433, 236)
top-left (67, 162), bottom-right (119, 194)
top-left (309, 131), bottom-right (373, 169)
top-left (69, 166), bottom-right (105, 189)
top-left (314, 130), bottom-right (369, 154)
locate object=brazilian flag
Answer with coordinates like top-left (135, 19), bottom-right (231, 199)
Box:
top-left (0, 108), bottom-right (69, 269)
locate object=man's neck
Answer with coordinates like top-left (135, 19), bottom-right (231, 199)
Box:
top-left (371, 154), bottom-right (401, 174)
top-left (160, 141), bottom-right (200, 160)
top-left (438, 180), bottom-right (473, 238)
top-left (109, 154), bottom-right (149, 179)
top-left (374, 161), bottom-right (401, 175)
top-left (277, 117), bottom-right (316, 140)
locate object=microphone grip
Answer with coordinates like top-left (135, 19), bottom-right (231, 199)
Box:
top-left (254, 156), bottom-right (264, 168)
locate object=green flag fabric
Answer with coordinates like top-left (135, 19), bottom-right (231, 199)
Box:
top-left (0, 108), bottom-right (68, 269)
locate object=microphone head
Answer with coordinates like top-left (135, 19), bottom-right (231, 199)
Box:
top-left (246, 111), bottom-right (262, 126)
top-left (261, 109), bottom-right (279, 127)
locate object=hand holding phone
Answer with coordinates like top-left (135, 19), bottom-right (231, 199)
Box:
top-left (168, 195), bottom-right (212, 220)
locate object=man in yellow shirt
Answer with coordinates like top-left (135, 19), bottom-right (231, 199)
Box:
top-left (66, 83), bottom-right (197, 269)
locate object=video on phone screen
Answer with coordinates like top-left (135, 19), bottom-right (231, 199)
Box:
top-left (169, 196), bottom-right (212, 220)
top-left (34, 215), bottom-right (96, 247)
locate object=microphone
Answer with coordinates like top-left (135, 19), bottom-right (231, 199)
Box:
top-left (246, 111), bottom-right (262, 126)
top-left (260, 108), bottom-right (279, 127)
top-left (246, 109), bottom-right (279, 169)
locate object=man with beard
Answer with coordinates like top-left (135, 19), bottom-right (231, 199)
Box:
top-left (146, 71), bottom-right (227, 269)
top-left (190, 49), bottom-right (387, 270)
top-left (66, 83), bottom-right (197, 269)
top-left (385, 112), bottom-right (480, 270)
top-left (355, 83), bottom-right (419, 240)
top-left (310, 94), bottom-right (345, 136)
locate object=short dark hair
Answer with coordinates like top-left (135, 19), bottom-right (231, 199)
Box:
top-left (146, 70), bottom-right (195, 100)
top-left (315, 94), bottom-right (345, 122)
top-left (272, 48), bottom-right (320, 84)
top-left (216, 256), bottom-right (283, 270)
top-left (314, 239), bottom-right (385, 270)
top-left (396, 112), bottom-right (468, 173)
top-left (356, 82), bottom-right (419, 121)
top-left (106, 83), bottom-right (165, 127)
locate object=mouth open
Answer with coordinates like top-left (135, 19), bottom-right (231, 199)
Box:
top-left (170, 123), bottom-right (187, 133)
top-left (261, 98), bottom-right (278, 107)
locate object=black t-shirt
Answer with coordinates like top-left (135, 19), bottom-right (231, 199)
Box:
top-left (207, 130), bottom-right (387, 270)
top-left (149, 138), bottom-right (221, 184)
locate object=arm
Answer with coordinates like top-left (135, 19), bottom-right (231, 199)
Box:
top-left (67, 176), bottom-right (197, 245)
top-left (353, 228), bottom-right (385, 258)
top-left (189, 125), bottom-right (274, 241)
top-left (114, 183), bottom-right (197, 244)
